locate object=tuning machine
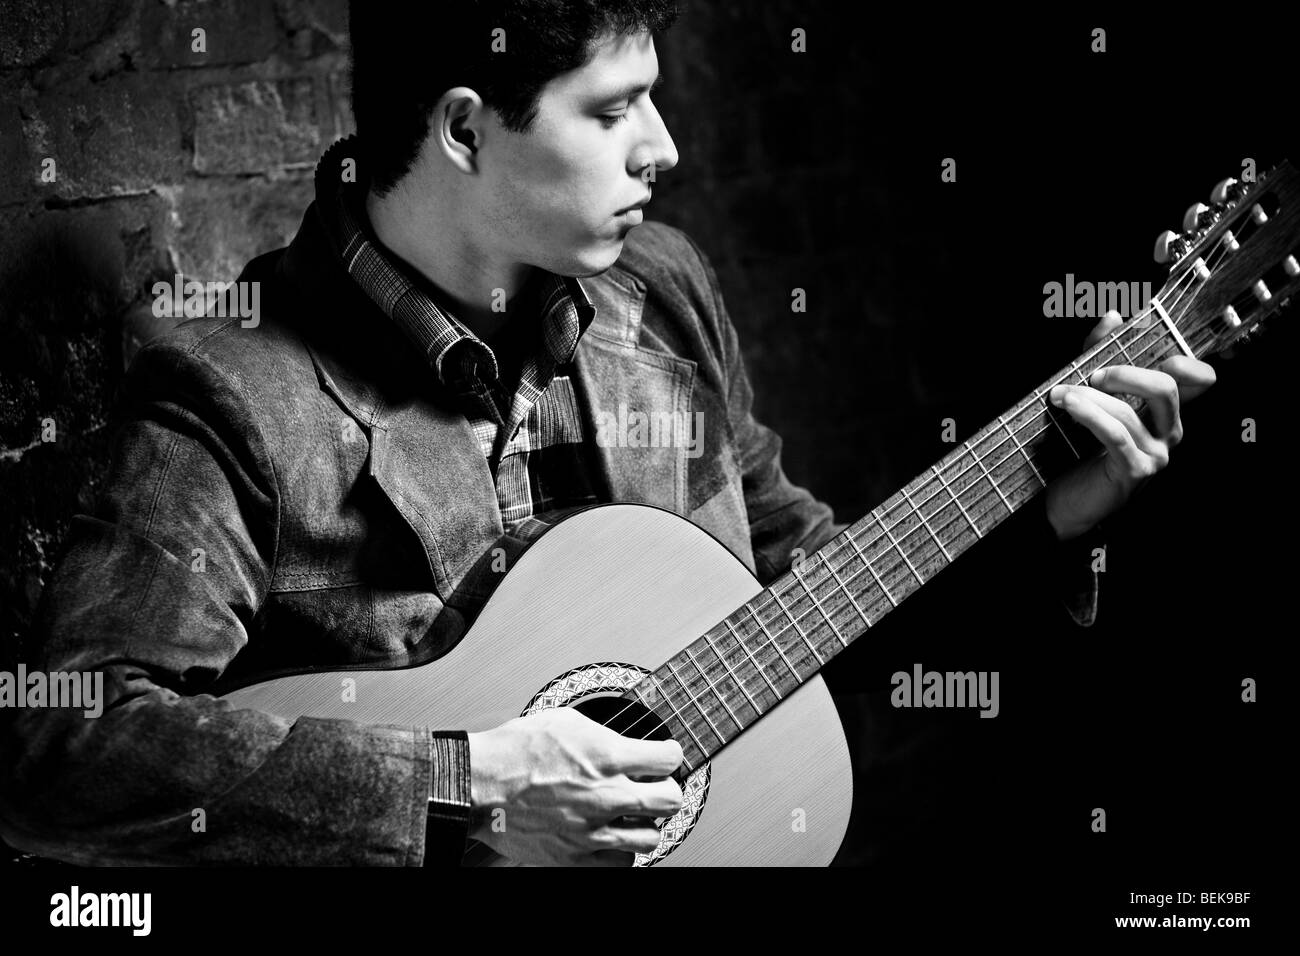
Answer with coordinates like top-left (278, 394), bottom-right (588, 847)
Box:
top-left (1182, 202), bottom-right (1218, 233)
top-left (1154, 229), bottom-right (1191, 265)
top-left (1210, 177), bottom-right (1244, 204)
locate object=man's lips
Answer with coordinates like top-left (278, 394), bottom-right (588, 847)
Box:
top-left (616, 195), bottom-right (652, 214)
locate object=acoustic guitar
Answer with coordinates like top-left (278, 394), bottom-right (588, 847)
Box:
top-left (223, 163), bottom-right (1299, 865)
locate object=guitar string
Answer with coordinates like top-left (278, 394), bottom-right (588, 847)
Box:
top-left (597, 263), bottom-right (1212, 737)
top-left (600, 317), bottom-right (1201, 753)
top-left (731, 231), bottom-right (1232, 633)
top-left (599, 255), bottom-right (1226, 752)
top-left (592, 229), bottom-right (1237, 756)
top-left (644, 229), bottom-right (1241, 727)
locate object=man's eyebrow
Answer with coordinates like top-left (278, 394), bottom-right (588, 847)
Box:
top-left (588, 71), bottom-right (664, 105)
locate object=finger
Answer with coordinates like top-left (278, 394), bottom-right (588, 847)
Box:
top-left (1050, 386), bottom-right (1160, 480)
top-left (1054, 384), bottom-right (1163, 456)
top-left (623, 776), bottom-right (684, 817)
top-left (1083, 309), bottom-right (1124, 349)
top-left (613, 736), bottom-right (683, 779)
top-left (1086, 365), bottom-right (1181, 445)
top-left (1158, 355), bottom-right (1217, 402)
top-left (591, 825), bottom-right (663, 853)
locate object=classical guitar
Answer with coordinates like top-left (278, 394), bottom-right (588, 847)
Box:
top-left (223, 163), bottom-right (1299, 865)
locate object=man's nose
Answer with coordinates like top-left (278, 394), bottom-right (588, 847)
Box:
top-left (631, 103), bottom-right (678, 177)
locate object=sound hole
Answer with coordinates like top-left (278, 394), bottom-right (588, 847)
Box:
top-left (571, 693), bottom-right (672, 743)
top-left (571, 694), bottom-right (676, 830)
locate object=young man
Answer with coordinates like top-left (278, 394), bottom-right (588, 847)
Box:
top-left (0, 1), bottom-right (1214, 866)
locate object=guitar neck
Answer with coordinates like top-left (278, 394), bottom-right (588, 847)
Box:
top-left (635, 311), bottom-right (1198, 772)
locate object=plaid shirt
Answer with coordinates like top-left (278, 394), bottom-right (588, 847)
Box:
top-left (314, 137), bottom-right (607, 858)
top-left (319, 140), bottom-right (603, 531)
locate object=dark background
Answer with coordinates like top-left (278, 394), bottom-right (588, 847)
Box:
top-left (0, 0), bottom-right (1286, 915)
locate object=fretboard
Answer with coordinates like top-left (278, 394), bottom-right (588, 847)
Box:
top-left (632, 311), bottom-right (1196, 771)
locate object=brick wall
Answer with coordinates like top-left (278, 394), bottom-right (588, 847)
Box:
top-left (1, 0), bottom-right (352, 667)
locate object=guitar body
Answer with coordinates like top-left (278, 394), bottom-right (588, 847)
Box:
top-left (222, 504), bottom-right (854, 866)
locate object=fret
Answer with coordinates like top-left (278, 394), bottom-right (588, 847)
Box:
top-left (1042, 398), bottom-right (1083, 459)
top-left (874, 506), bottom-right (925, 586)
top-left (683, 644), bottom-right (741, 728)
top-left (846, 526), bottom-right (897, 607)
top-left (746, 604), bottom-right (801, 683)
top-left (640, 673), bottom-right (706, 756)
top-left (1040, 355), bottom-right (1088, 461)
top-left (793, 563), bottom-right (848, 648)
top-left (932, 463), bottom-right (982, 540)
top-left (703, 629), bottom-right (763, 716)
top-left (1111, 333), bottom-right (1136, 365)
top-left (665, 656), bottom-right (724, 745)
top-left (1124, 325), bottom-right (1160, 365)
top-left (900, 486), bottom-right (951, 563)
top-left (771, 585), bottom-right (824, 666)
top-left (963, 438), bottom-right (1013, 512)
top-left (824, 545), bottom-right (872, 627)
top-left (726, 618), bottom-right (783, 701)
top-left (997, 412), bottom-right (1046, 489)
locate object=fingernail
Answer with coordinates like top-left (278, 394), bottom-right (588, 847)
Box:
top-left (1049, 385), bottom-right (1066, 405)
top-left (1089, 368), bottom-right (1104, 386)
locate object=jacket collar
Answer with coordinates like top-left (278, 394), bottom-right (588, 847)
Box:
top-left (276, 141), bottom-right (698, 584)
top-left (309, 136), bottom-right (596, 392)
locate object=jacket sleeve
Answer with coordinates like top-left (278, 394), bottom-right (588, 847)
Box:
top-left (0, 334), bottom-right (469, 865)
top-left (680, 233), bottom-right (1101, 632)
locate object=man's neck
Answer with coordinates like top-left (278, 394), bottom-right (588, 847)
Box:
top-left (363, 185), bottom-right (534, 342)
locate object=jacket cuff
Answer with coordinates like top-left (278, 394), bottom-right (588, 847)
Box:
top-left (423, 730), bottom-right (472, 866)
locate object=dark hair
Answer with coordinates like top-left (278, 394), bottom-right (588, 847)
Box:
top-left (348, 0), bottom-right (680, 196)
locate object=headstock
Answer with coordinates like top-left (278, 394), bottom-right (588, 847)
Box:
top-left (1149, 161), bottom-right (1299, 359)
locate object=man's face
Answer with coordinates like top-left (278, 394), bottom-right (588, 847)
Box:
top-left (472, 29), bottom-right (678, 276)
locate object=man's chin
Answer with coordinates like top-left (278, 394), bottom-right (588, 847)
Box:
top-left (566, 239), bottom-right (628, 277)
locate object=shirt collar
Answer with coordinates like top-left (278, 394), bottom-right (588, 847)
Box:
top-left (312, 135), bottom-right (596, 387)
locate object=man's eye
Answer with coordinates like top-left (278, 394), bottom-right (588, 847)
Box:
top-left (599, 112), bottom-right (629, 128)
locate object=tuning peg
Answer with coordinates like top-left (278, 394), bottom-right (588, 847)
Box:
top-left (1154, 229), bottom-right (1190, 265)
top-left (1182, 202), bottom-right (1215, 232)
top-left (1210, 178), bottom-right (1242, 203)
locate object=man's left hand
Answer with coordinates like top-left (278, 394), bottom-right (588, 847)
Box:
top-left (1043, 309), bottom-right (1217, 541)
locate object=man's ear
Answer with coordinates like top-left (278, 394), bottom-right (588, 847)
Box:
top-left (450, 118), bottom-right (476, 152)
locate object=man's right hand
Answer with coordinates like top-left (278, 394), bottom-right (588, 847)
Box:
top-left (466, 706), bottom-right (684, 866)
